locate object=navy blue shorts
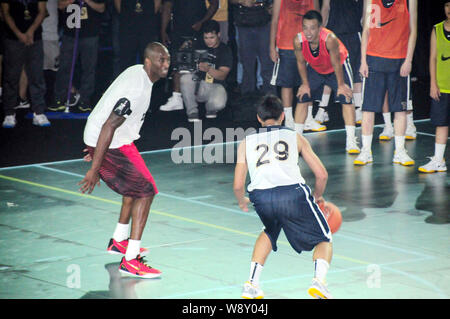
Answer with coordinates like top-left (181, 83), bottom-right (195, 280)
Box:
top-left (336, 32), bottom-right (362, 84)
top-left (274, 49), bottom-right (302, 88)
top-left (430, 93), bottom-right (450, 126)
top-left (362, 55), bottom-right (410, 113)
top-left (298, 60), bottom-right (354, 105)
top-left (249, 183), bottom-right (332, 254)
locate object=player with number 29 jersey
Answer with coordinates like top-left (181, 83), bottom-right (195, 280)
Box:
top-left (246, 126), bottom-right (305, 191)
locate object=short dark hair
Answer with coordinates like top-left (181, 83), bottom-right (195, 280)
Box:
top-left (303, 10), bottom-right (323, 26)
top-left (257, 95), bottom-right (284, 121)
top-left (202, 20), bottom-right (220, 34)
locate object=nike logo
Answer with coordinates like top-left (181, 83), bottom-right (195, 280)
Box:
top-left (379, 18), bottom-right (396, 27)
top-left (441, 55), bottom-right (450, 61)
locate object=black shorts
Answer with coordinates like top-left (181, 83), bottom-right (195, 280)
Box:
top-left (273, 49), bottom-right (302, 88)
top-left (87, 143), bottom-right (158, 198)
top-left (430, 93), bottom-right (450, 127)
top-left (362, 55), bottom-right (410, 113)
top-left (249, 183), bottom-right (332, 254)
top-left (298, 60), bottom-right (354, 105)
top-left (336, 32), bottom-right (362, 84)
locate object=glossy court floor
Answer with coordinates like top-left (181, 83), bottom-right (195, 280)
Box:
top-left (0, 120), bottom-right (449, 299)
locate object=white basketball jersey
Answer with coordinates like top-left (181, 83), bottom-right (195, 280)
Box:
top-left (246, 126), bottom-right (305, 192)
top-left (83, 65), bottom-right (153, 149)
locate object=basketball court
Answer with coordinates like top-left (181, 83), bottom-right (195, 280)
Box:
top-left (0, 119), bottom-right (448, 300)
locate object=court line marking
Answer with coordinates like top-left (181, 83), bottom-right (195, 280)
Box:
top-left (0, 119), bottom-right (437, 171)
top-left (32, 165), bottom-right (257, 218)
top-left (158, 256), bottom-right (446, 299)
top-left (0, 173), bottom-right (436, 267)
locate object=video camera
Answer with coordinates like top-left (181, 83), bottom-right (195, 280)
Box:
top-left (173, 37), bottom-right (216, 81)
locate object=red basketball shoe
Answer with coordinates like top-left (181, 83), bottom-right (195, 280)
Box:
top-left (119, 255), bottom-right (161, 279)
top-left (107, 238), bottom-right (149, 256)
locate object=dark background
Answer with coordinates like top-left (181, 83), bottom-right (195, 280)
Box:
top-left (0, 1), bottom-right (447, 168)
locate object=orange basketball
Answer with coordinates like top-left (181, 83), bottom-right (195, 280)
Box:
top-left (318, 201), bottom-right (342, 234)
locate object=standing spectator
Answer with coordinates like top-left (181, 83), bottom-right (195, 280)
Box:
top-left (50, 0), bottom-right (105, 113)
top-left (230, 0), bottom-right (275, 95)
top-left (270, 0), bottom-right (320, 130)
top-left (208, 0), bottom-right (229, 44)
top-left (42, 0), bottom-right (60, 104)
top-left (159, 0), bottom-right (218, 112)
top-left (354, 0), bottom-right (418, 167)
top-left (115, 0), bottom-right (161, 73)
top-left (418, 1), bottom-right (449, 173)
top-left (1, 0), bottom-right (50, 128)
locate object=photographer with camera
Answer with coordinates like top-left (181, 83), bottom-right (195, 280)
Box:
top-left (159, 0), bottom-right (218, 112)
top-left (230, 0), bottom-right (275, 95)
top-left (178, 20), bottom-right (233, 122)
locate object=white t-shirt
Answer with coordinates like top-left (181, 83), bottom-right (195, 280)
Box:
top-left (42, 0), bottom-right (59, 41)
top-left (83, 65), bottom-right (153, 149)
top-left (246, 126), bottom-right (305, 192)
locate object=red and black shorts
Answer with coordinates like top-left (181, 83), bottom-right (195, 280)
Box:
top-left (87, 143), bottom-right (158, 198)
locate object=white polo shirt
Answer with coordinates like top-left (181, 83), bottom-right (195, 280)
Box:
top-left (83, 65), bottom-right (154, 149)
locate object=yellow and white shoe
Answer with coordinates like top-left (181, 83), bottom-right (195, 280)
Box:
top-left (354, 149), bottom-right (373, 165)
top-left (393, 149), bottom-right (415, 166)
top-left (418, 157), bottom-right (447, 173)
top-left (308, 278), bottom-right (333, 299)
top-left (241, 281), bottom-right (264, 299)
top-left (379, 125), bottom-right (394, 141)
top-left (346, 137), bottom-right (361, 154)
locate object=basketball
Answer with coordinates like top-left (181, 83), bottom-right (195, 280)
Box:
top-left (318, 201), bottom-right (342, 234)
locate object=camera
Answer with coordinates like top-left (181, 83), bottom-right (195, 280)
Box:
top-left (173, 37), bottom-right (216, 81)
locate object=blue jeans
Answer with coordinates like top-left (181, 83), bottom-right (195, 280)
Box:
top-left (236, 24), bottom-right (275, 94)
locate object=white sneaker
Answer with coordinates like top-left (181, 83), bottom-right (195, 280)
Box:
top-left (346, 137), bottom-right (361, 154)
top-left (159, 95), bottom-right (184, 111)
top-left (355, 107), bottom-right (362, 124)
top-left (314, 108), bottom-right (329, 124)
top-left (354, 149), bottom-right (373, 165)
top-left (14, 99), bottom-right (30, 109)
top-left (32, 113), bottom-right (51, 127)
top-left (308, 278), bottom-right (333, 299)
top-left (241, 281), bottom-right (264, 299)
top-left (393, 149), bottom-right (414, 166)
top-left (2, 114), bottom-right (17, 128)
top-left (418, 156), bottom-right (447, 173)
top-left (305, 117), bottom-right (326, 132)
top-left (379, 125), bottom-right (394, 141)
top-left (405, 123), bottom-right (417, 140)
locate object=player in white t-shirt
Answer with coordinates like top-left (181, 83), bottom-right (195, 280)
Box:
top-left (233, 95), bottom-right (334, 299)
top-left (78, 42), bottom-right (170, 279)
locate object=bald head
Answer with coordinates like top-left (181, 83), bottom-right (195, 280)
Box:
top-left (144, 42), bottom-right (169, 63)
top-left (143, 42), bottom-right (170, 82)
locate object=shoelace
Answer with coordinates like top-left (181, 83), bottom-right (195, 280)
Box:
top-left (137, 255), bottom-right (153, 269)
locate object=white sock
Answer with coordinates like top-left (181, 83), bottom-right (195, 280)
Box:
top-left (407, 112), bottom-right (414, 126)
top-left (362, 135), bottom-right (373, 151)
top-left (353, 92), bottom-right (362, 109)
top-left (112, 223), bottom-right (129, 242)
top-left (125, 239), bottom-right (141, 261)
top-left (382, 113), bottom-right (393, 128)
top-left (314, 259), bottom-right (329, 282)
top-left (249, 261), bottom-right (264, 286)
top-left (295, 123), bottom-right (304, 135)
top-left (284, 107), bottom-right (293, 119)
top-left (319, 94), bottom-right (330, 107)
top-left (434, 143), bottom-right (446, 161)
top-left (345, 125), bottom-right (356, 140)
top-left (394, 135), bottom-right (405, 152)
top-left (307, 105), bottom-right (313, 120)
